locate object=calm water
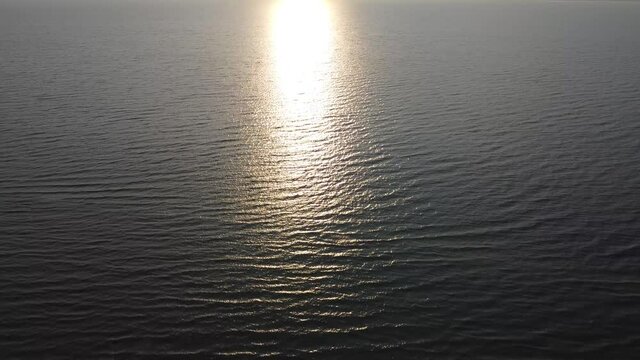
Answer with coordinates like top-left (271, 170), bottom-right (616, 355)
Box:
top-left (1, 0), bottom-right (640, 357)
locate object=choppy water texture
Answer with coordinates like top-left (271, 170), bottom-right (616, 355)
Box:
top-left (1, 0), bottom-right (640, 358)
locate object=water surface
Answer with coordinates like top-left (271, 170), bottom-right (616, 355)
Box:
top-left (1, 0), bottom-right (640, 357)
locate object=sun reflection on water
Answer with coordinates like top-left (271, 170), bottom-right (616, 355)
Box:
top-left (270, 0), bottom-right (335, 161)
top-left (235, 0), bottom-right (376, 250)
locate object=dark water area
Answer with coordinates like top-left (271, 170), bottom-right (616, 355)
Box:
top-left (1, 0), bottom-right (640, 358)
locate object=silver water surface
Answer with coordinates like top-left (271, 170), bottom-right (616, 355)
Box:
top-left (1, 0), bottom-right (640, 358)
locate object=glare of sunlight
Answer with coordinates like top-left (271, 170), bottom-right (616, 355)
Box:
top-left (271, 0), bottom-right (334, 124)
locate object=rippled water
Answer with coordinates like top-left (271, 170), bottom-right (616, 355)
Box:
top-left (1, 0), bottom-right (640, 357)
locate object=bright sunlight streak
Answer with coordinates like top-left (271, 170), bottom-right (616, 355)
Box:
top-left (271, 0), bottom-right (334, 122)
top-left (268, 0), bottom-right (337, 183)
